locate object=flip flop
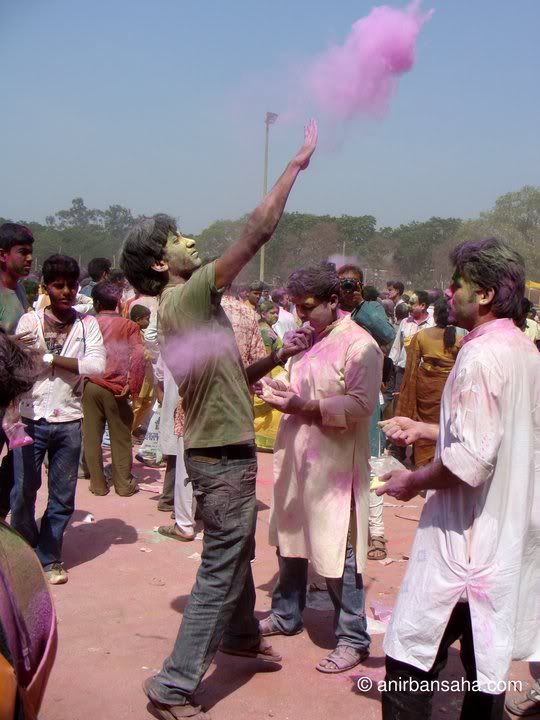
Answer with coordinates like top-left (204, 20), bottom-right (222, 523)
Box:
top-left (316, 645), bottom-right (369, 674)
top-left (219, 636), bottom-right (282, 664)
top-left (142, 678), bottom-right (210, 720)
top-left (259, 614), bottom-right (303, 637)
top-left (158, 524), bottom-right (195, 542)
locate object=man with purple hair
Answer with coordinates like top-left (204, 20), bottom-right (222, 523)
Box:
top-left (378, 238), bottom-right (539, 719)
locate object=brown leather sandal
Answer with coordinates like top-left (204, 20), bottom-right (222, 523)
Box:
top-left (367, 537), bottom-right (387, 560)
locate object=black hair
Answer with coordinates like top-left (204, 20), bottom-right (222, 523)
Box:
top-left (414, 290), bottom-right (430, 309)
top-left (388, 280), bottom-right (404, 295)
top-left (120, 214), bottom-right (177, 296)
top-left (287, 263), bottom-right (340, 302)
top-left (271, 288), bottom-right (287, 304)
top-left (0, 329), bottom-right (37, 408)
top-left (91, 281), bottom-right (122, 310)
top-left (450, 238), bottom-right (525, 322)
top-left (363, 285), bottom-right (379, 302)
top-left (434, 298), bottom-right (456, 351)
top-left (130, 304), bottom-right (151, 322)
top-left (395, 303), bottom-right (410, 322)
top-left (0, 223), bottom-right (34, 251)
top-left (337, 264), bottom-right (364, 282)
top-left (109, 269), bottom-right (126, 285)
top-left (87, 257), bottom-right (112, 282)
top-left (42, 254), bottom-right (80, 286)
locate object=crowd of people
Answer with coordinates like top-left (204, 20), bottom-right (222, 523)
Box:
top-left (0, 122), bottom-right (539, 720)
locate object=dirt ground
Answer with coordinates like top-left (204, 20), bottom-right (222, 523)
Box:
top-left (34, 451), bottom-right (534, 720)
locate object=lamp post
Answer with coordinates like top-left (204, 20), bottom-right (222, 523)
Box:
top-left (259, 111), bottom-right (278, 282)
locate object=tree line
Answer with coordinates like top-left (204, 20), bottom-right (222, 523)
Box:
top-left (2, 186), bottom-right (539, 288)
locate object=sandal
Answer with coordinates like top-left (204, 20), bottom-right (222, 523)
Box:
top-left (260, 614), bottom-right (303, 637)
top-left (316, 645), bottom-right (369, 674)
top-left (220, 634), bottom-right (282, 664)
top-left (505, 682), bottom-right (540, 716)
top-left (367, 537), bottom-right (387, 561)
top-left (142, 678), bottom-right (210, 719)
top-left (158, 524), bottom-right (195, 542)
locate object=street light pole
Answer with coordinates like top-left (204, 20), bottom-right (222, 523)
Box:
top-left (259, 112), bottom-right (278, 282)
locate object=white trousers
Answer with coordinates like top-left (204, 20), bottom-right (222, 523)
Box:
top-left (174, 436), bottom-right (194, 533)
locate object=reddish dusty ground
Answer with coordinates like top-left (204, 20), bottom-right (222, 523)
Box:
top-left (36, 451), bottom-right (532, 720)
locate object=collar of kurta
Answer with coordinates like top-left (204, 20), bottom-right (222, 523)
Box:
top-left (317, 309), bottom-right (349, 341)
top-left (461, 317), bottom-right (515, 346)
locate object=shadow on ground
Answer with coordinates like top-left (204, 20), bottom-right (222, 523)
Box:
top-left (62, 509), bottom-right (138, 570)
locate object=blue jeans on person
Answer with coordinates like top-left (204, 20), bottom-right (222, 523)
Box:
top-left (147, 448), bottom-right (260, 706)
top-left (10, 418), bottom-right (81, 569)
top-left (0, 423), bottom-right (15, 519)
top-left (270, 544), bottom-right (370, 651)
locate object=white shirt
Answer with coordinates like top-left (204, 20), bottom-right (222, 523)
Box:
top-left (389, 314), bottom-right (434, 369)
top-left (16, 310), bottom-right (106, 423)
top-left (384, 318), bottom-right (540, 691)
top-left (272, 307), bottom-right (298, 340)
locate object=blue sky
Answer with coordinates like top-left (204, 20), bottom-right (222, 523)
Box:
top-left (2, 0), bottom-right (539, 233)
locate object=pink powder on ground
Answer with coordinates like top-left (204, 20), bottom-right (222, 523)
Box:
top-left (309, 1), bottom-right (433, 120)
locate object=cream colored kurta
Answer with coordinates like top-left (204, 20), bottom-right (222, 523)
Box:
top-left (384, 318), bottom-right (540, 691)
top-left (269, 315), bottom-right (383, 578)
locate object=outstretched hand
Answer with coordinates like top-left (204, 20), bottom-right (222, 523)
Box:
top-left (375, 469), bottom-right (418, 501)
top-left (291, 119), bottom-right (318, 171)
top-left (379, 417), bottom-right (425, 446)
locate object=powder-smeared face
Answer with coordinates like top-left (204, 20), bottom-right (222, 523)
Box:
top-left (165, 231), bottom-right (202, 278)
top-left (446, 274), bottom-right (478, 330)
top-left (261, 305), bottom-right (279, 326)
top-left (0, 244), bottom-right (33, 279)
top-left (291, 293), bottom-right (338, 336)
top-left (247, 289), bottom-right (262, 308)
top-left (46, 277), bottom-right (78, 311)
top-left (409, 293), bottom-right (426, 320)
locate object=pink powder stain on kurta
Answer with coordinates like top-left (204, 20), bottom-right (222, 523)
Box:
top-left (309, 1), bottom-right (433, 120)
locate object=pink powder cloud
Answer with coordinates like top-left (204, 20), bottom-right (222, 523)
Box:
top-left (308, 1), bottom-right (433, 120)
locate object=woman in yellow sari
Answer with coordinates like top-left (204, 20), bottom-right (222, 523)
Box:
top-left (254, 301), bottom-right (283, 451)
top-left (396, 298), bottom-right (463, 466)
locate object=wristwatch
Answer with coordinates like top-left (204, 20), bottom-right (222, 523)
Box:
top-left (43, 353), bottom-right (54, 366)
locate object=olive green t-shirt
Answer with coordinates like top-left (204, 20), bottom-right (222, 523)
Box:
top-left (0, 283), bottom-right (27, 334)
top-left (158, 261), bottom-right (255, 450)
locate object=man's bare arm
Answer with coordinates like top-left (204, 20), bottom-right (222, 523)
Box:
top-left (379, 417), bottom-right (439, 445)
top-left (214, 120), bottom-right (317, 290)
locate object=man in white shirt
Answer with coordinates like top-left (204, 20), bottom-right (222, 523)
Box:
top-left (11, 254), bottom-right (106, 585)
top-left (271, 288), bottom-right (298, 339)
top-left (378, 238), bottom-right (540, 719)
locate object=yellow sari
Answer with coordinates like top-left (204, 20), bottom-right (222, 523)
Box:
top-left (254, 321), bottom-right (283, 451)
top-left (397, 326), bottom-right (462, 466)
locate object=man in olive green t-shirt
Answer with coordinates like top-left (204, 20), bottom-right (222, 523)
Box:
top-left (121, 121), bottom-right (317, 720)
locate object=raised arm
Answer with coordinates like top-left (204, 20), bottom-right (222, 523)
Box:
top-left (214, 120), bottom-right (318, 290)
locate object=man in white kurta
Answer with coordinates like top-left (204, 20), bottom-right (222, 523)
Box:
top-left (378, 238), bottom-right (540, 720)
top-left (256, 265), bottom-right (383, 674)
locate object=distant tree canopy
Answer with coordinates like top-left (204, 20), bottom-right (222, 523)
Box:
top-left (2, 186), bottom-right (539, 288)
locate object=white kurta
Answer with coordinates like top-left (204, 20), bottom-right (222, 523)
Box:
top-left (269, 315), bottom-right (383, 578)
top-left (384, 318), bottom-right (540, 692)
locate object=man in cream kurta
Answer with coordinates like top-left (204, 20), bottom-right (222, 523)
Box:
top-left (378, 238), bottom-right (539, 720)
top-left (256, 264), bottom-right (383, 674)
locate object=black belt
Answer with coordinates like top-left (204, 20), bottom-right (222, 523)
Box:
top-left (187, 443), bottom-right (256, 461)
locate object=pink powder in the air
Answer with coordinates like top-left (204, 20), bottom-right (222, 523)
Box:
top-left (309, 1), bottom-right (433, 119)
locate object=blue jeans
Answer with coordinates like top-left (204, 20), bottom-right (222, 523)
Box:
top-left (147, 449), bottom-right (260, 705)
top-left (270, 544), bottom-right (370, 651)
top-left (10, 418), bottom-right (81, 569)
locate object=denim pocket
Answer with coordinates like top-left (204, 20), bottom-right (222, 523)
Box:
top-left (193, 489), bottom-right (230, 531)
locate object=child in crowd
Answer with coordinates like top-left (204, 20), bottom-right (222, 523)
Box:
top-left (10, 255), bottom-right (106, 585)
